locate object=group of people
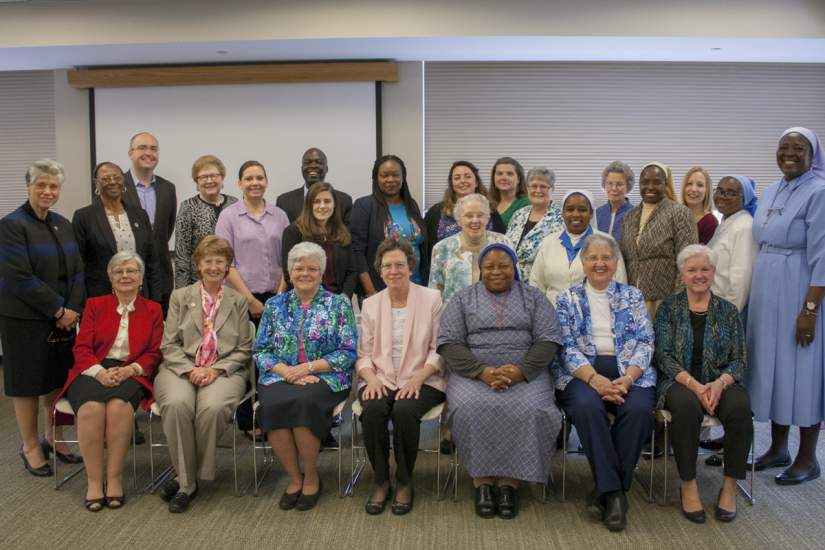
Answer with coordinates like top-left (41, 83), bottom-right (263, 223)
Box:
top-left (1, 126), bottom-right (823, 532)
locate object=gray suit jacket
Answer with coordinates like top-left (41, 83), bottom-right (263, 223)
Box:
top-left (160, 283), bottom-right (253, 377)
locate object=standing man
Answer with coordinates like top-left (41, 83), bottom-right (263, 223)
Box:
top-left (122, 132), bottom-right (177, 315)
top-left (276, 147), bottom-right (353, 224)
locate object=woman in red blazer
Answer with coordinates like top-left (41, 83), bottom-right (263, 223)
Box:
top-left (56, 251), bottom-right (163, 511)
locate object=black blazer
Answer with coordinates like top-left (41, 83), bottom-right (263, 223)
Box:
top-left (276, 186), bottom-right (353, 226)
top-left (72, 200), bottom-right (163, 302)
top-left (0, 202), bottom-right (85, 320)
top-left (280, 224), bottom-right (358, 299)
top-left (422, 201), bottom-right (506, 271)
top-left (122, 171), bottom-right (176, 298)
top-left (349, 195), bottom-right (429, 296)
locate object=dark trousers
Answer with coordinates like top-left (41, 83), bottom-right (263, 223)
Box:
top-left (556, 356), bottom-right (655, 495)
top-left (359, 384), bottom-right (445, 485)
top-left (236, 291), bottom-right (276, 431)
top-left (664, 382), bottom-right (752, 480)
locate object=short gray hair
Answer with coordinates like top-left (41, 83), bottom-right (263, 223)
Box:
top-left (581, 233), bottom-right (621, 261)
top-left (287, 241), bottom-right (326, 272)
top-left (107, 251), bottom-right (145, 280)
top-left (677, 244), bottom-right (717, 273)
top-left (526, 167), bottom-right (556, 188)
top-left (454, 193), bottom-right (491, 220)
top-left (601, 161), bottom-right (635, 192)
top-left (26, 159), bottom-right (66, 187)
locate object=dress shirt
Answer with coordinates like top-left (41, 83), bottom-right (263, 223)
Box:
top-left (215, 200), bottom-right (290, 294)
top-left (708, 209), bottom-right (757, 311)
top-left (130, 170), bottom-right (157, 225)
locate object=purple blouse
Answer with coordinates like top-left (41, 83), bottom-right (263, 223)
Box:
top-left (215, 200), bottom-right (289, 294)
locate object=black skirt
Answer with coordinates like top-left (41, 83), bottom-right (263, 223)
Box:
top-left (0, 316), bottom-right (73, 397)
top-left (257, 381), bottom-right (348, 441)
top-left (66, 358), bottom-right (146, 412)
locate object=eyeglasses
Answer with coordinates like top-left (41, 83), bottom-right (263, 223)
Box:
top-left (527, 184), bottom-right (551, 191)
top-left (97, 175), bottom-right (124, 184)
top-left (380, 262), bottom-right (409, 272)
top-left (196, 173), bottom-right (223, 183)
top-left (112, 268), bottom-right (140, 276)
top-left (291, 267), bottom-right (321, 275)
top-left (132, 145), bottom-right (159, 152)
top-left (713, 187), bottom-right (740, 198)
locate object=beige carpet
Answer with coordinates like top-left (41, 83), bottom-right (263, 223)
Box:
top-left (1, 381), bottom-right (823, 550)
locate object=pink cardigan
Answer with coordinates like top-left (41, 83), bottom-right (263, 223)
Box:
top-left (356, 282), bottom-right (445, 392)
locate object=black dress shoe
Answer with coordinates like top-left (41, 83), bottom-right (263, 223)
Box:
top-left (749, 452), bottom-right (791, 471)
top-left (585, 489), bottom-right (606, 520)
top-left (296, 479), bottom-right (322, 511)
top-left (321, 432), bottom-right (338, 448)
top-left (365, 486), bottom-right (391, 515)
top-left (168, 488), bottom-right (197, 513)
top-left (133, 421), bottom-right (146, 445)
top-left (705, 453), bottom-right (723, 467)
top-left (775, 463), bottom-right (821, 485)
top-left (19, 445), bottom-right (52, 477)
top-left (40, 437), bottom-right (83, 464)
top-left (714, 489), bottom-right (736, 522)
top-left (603, 492), bottom-right (627, 532)
top-left (440, 438), bottom-right (455, 455)
top-left (699, 438), bottom-right (724, 451)
top-left (679, 488), bottom-right (706, 524)
top-left (159, 479), bottom-right (180, 502)
top-left (496, 485), bottom-right (518, 520)
top-left (391, 486), bottom-right (414, 516)
top-left (474, 484), bottom-right (496, 518)
top-left (641, 442), bottom-right (664, 460)
top-left (280, 489), bottom-right (302, 511)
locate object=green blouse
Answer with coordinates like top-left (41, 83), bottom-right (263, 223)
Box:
top-left (499, 196), bottom-right (531, 227)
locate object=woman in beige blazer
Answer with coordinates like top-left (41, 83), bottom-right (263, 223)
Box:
top-left (357, 238), bottom-right (445, 516)
top-left (154, 236), bottom-right (253, 513)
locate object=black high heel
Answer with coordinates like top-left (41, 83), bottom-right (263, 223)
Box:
top-left (40, 437), bottom-right (83, 464)
top-left (19, 445), bottom-right (52, 477)
top-left (679, 488), bottom-right (705, 524)
top-left (714, 488), bottom-right (736, 522)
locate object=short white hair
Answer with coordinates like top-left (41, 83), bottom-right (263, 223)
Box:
top-left (26, 159), bottom-right (65, 187)
top-left (107, 251), bottom-right (145, 279)
top-left (454, 193), bottom-right (491, 220)
top-left (581, 233), bottom-right (621, 261)
top-left (677, 244), bottom-right (717, 272)
top-left (287, 241), bottom-right (326, 272)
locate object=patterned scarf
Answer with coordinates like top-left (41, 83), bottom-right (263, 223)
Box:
top-left (195, 283), bottom-right (224, 369)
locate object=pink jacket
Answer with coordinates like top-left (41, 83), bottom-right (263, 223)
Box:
top-left (356, 283), bottom-right (445, 392)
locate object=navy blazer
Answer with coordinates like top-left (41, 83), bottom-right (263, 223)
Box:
top-left (72, 199), bottom-right (163, 302)
top-left (0, 202), bottom-right (85, 320)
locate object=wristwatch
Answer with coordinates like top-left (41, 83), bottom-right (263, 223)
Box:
top-left (805, 301), bottom-right (818, 315)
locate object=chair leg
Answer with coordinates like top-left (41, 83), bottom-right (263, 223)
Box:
top-left (131, 412), bottom-right (138, 492)
top-left (337, 421), bottom-right (343, 497)
top-left (735, 420), bottom-right (756, 505)
top-left (662, 420), bottom-right (669, 505)
top-left (435, 416), bottom-right (442, 498)
top-left (647, 425), bottom-right (655, 503)
top-left (561, 416), bottom-right (567, 502)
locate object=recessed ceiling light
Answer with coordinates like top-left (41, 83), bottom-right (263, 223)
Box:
top-left (216, 50), bottom-right (229, 55)
top-left (710, 47), bottom-right (722, 51)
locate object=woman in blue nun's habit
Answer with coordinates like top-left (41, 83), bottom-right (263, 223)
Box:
top-left (747, 126), bottom-right (825, 485)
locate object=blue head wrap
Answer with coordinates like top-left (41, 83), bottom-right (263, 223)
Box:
top-left (781, 126), bottom-right (825, 180)
top-left (727, 175), bottom-right (758, 217)
top-left (478, 242), bottom-right (520, 281)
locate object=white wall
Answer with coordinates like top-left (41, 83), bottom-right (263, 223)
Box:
top-left (1, 0), bottom-right (823, 48)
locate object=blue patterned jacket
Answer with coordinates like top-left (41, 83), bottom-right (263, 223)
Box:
top-left (553, 279), bottom-right (656, 391)
top-left (254, 289), bottom-right (357, 392)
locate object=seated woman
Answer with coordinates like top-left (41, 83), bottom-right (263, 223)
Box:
top-left (531, 190), bottom-right (627, 305)
top-left (254, 242), bottom-right (357, 511)
top-left (438, 243), bottom-right (563, 520)
top-left (279, 182), bottom-right (359, 298)
top-left (57, 251), bottom-right (163, 511)
top-left (358, 238), bottom-right (445, 515)
top-left (429, 193), bottom-right (513, 304)
top-left (554, 234), bottom-right (656, 532)
top-left (655, 244), bottom-right (751, 524)
top-left (154, 236), bottom-right (253, 513)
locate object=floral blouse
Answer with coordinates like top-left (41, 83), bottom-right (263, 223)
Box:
top-left (553, 279), bottom-right (656, 391)
top-left (254, 288), bottom-right (357, 392)
top-left (505, 204), bottom-right (564, 281)
top-left (428, 231), bottom-right (514, 304)
top-left (386, 203), bottom-right (424, 283)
